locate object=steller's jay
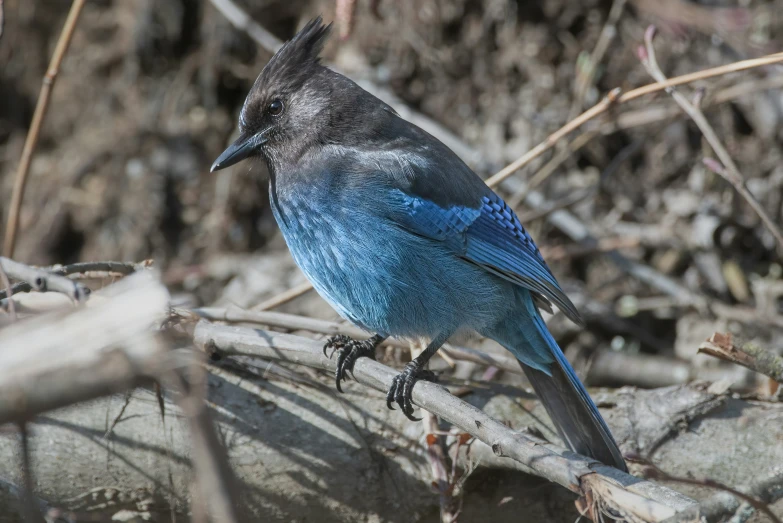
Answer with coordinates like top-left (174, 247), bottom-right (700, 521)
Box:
top-left (212, 18), bottom-right (627, 471)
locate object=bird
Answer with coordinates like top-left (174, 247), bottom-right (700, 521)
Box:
top-left (211, 17), bottom-right (627, 472)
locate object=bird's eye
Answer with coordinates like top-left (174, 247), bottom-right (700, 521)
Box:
top-left (268, 99), bottom-right (284, 117)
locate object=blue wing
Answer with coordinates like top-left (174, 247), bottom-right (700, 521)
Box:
top-left (389, 188), bottom-right (583, 325)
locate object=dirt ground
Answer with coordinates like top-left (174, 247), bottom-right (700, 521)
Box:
top-left (1, 0), bottom-right (782, 521)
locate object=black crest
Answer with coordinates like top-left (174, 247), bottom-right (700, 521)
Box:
top-left (258, 17), bottom-right (332, 92)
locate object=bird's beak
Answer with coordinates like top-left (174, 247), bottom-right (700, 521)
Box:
top-left (211, 132), bottom-right (264, 172)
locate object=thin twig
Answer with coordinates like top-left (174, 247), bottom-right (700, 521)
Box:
top-left (541, 236), bottom-right (641, 262)
top-left (190, 320), bottom-right (700, 521)
top-left (251, 280), bottom-right (314, 311)
top-left (163, 366), bottom-right (242, 523)
top-left (0, 257), bottom-right (90, 303)
top-left (639, 460), bottom-right (782, 523)
top-left (485, 52), bottom-right (783, 189)
top-left (639, 26), bottom-right (783, 252)
top-left (413, 343), bottom-right (458, 523)
top-left (207, 0), bottom-right (282, 53)
top-left (0, 260), bottom-right (147, 301)
top-left (18, 424), bottom-right (43, 523)
top-left (698, 332), bottom-right (783, 384)
top-left (0, 0), bottom-right (5, 43)
top-left (3, 0), bottom-right (87, 257)
top-left (335, 0), bottom-right (358, 40)
top-left (689, 470), bottom-right (783, 523)
top-left (509, 72), bottom-right (783, 207)
top-left (0, 260), bottom-right (16, 320)
top-left (569, 0), bottom-right (627, 120)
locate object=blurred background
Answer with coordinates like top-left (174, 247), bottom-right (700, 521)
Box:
top-left (1, 0), bottom-right (782, 521)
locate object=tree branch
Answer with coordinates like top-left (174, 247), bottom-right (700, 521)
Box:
top-left (638, 25), bottom-right (783, 253)
top-left (3, 0), bottom-right (86, 257)
top-left (189, 320), bottom-right (699, 522)
top-left (189, 306), bottom-right (523, 374)
top-left (699, 332), bottom-right (783, 384)
top-left (0, 257), bottom-right (90, 303)
top-left (0, 272), bottom-right (170, 425)
top-left (0, 260), bottom-right (149, 301)
top-left (661, 468), bottom-right (783, 523)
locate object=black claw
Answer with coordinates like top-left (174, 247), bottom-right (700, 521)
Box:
top-left (323, 334), bottom-right (350, 358)
top-left (386, 383), bottom-right (397, 410)
top-left (335, 348), bottom-right (350, 392)
top-left (327, 335), bottom-right (380, 393)
top-left (405, 411), bottom-right (422, 422)
top-left (385, 361), bottom-right (435, 421)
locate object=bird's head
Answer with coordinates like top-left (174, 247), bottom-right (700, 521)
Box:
top-left (211, 17), bottom-right (341, 172)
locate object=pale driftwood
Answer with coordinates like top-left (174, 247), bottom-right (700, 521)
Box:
top-left (0, 257), bottom-right (90, 303)
top-left (190, 306), bottom-right (523, 374)
top-left (190, 320), bottom-right (699, 522)
top-left (0, 271), bottom-right (168, 424)
top-left (662, 470), bottom-right (783, 523)
top-left (190, 307), bottom-right (755, 390)
top-left (0, 271), bottom-right (244, 522)
top-left (0, 260), bottom-right (148, 301)
top-left (3, 371), bottom-right (779, 521)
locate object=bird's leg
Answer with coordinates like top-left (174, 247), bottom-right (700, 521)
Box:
top-left (386, 332), bottom-right (450, 421)
top-left (324, 333), bottom-right (386, 392)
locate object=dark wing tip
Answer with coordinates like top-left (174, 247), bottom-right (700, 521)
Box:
top-left (538, 281), bottom-right (584, 327)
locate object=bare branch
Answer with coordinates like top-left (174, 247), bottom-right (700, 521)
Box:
top-left (0, 259), bottom-right (15, 320)
top-left (251, 280), bottom-right (314, 311)
top-left (699, 332), bottom-right (783, 384)
top-left (190, 320), bottom-right (699, 521)
top-left (0, 271), bottom-right (170, 425)
top-left (162, 366), bottom-right (242, 523)
top-left (3, 0), bottom-right (87, 257)
top-left (207, 0), bottom-right (282, 53)
top-left (18, 424), bottom-right (44, 523)
top-left (568, 0), bottom-right (627, 120)
top-left (189, 306), bottom-right (523, 374)
top-left (652, 462), bottom-right (783, 523)
top-left (485, 51), bottom-right (783, 188)
top-left (0, 257), bottom-right (90, 303)
top-left (0, 260), bottom-right (149, 301)
top-left (639, 26), bottom-right (783, 252)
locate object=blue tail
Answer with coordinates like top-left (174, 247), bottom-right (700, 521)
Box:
top-left (485, 291), bottom-right (627, 472)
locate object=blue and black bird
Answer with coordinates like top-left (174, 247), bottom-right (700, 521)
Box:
top-left (212, 18), bottom-right (627, 471)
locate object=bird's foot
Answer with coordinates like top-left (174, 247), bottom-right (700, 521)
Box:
top-left (386, 361), bottom-right (436, 421)
top-left (323, 335), bottom-right (378, 392)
